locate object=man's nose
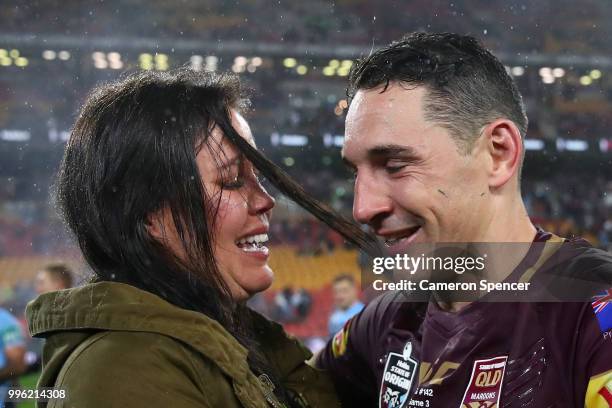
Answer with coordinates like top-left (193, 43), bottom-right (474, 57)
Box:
top-left (352, 173), bottom-right (392, 225)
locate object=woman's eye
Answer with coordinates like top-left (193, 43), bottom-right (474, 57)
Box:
top-left (223, 176), bottom-right (245, 189)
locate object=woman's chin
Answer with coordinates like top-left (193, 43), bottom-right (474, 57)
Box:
top-left (234, 266), bottom-right (274, 300)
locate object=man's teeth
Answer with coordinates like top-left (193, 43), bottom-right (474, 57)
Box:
top-left (236, 233), bottom-right (269, 246)
top-left (383, 228), bottom-right (420, 246)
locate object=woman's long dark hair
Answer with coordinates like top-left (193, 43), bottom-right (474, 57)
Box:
top-left (56, 68), bottom-right (378, 405)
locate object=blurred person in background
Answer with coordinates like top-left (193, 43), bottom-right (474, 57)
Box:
top-left (26, 68), bottom-right (374, 408)
top-left (22, 263), bottom-right (74, 376)
top-left (0, 307), bottom-right (26, 407)
top-left (328, 274), bottom-right (363, 337)
top-left (316, 32), bottom-right (612, 408)
top-left (273, 286), bottom-right (313, 323)
top-left (34, 263), bottom-right (74, 295)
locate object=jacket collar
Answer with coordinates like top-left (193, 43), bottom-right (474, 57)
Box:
top-left (26, 281), bottom-right (251, 381)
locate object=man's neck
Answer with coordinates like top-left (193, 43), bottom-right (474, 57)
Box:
top-left (437, 199), bottom-right (538, 313)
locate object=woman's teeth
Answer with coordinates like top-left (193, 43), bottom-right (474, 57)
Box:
top-left (236, 234), bottom-right (269, 251)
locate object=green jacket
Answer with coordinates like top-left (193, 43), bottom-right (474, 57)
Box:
top-left (26, 282), bottom-right (340, 408)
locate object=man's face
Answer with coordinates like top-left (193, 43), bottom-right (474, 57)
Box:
top-left (332, 279), bottom-right (358, 310)
top-left (35, 271), bottom-right (64, 294)
top-left (342, 84), bottom-right (490, 253)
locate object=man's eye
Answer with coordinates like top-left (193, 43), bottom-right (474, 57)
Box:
top-left (385, 164), bottom-right (408, 174)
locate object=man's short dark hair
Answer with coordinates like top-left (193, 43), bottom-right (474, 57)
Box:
top-left (348, 32), bottom-right (528, 154)
top-left (43, 263), bottom-right (74, 288)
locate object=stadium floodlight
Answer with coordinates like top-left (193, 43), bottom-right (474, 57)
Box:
top-left (580, 76), bottom-right (592, 86)
top-left (542, 76), bottom-right (555, 84)
top-left (92, 51), bottom-right (108, 69)
top-left (139, 53), bottom-right (153, 70)
top-left (511, 66), bottom-right (525, 76)
top-left (341, 60), bottom-right (353, 68)
top-left (42, 50), bottom-right (56, 60)
top-left (9, 49), bottom-right (19, 58)
top-left (205, 55), bottom-right (218, 71)
top-left (251, 57), bottom-right (263, 67)
top-left (296, 65), bottom-right (308, 75)
top-left (58, 51), bottom-right (71, 60)
top-left (337, 67), bottom-right (350, 77)
top-left (190, 55), bottom-right (203, 71)
top-left (329, 59), bottom-right (340, 68)
top-left (557, 138), bottom-right (589, 152)
top-left (323, 66), bottom-right (335, 76)
top-left (246, 65), bottom-right (256, 73)
top-left (234, 56), bottom-right (247, 66)
top-left (283, 157), bottom-right (295, 166)
top-left (231, 64), bottom-right (245, 73)
top-left (524, 139), bottom-right (545, 151)
top-left (590, 69), bottom-right (602, 79)
top-left (323, 133), bottom-right (344, 147)
top-left (15, 57), bottom-right (28, 67)
top-left (283, 58), bottom-right (297, 68)
top-left (0, 49), bottom-right (6, 57)
top-left (0, 130), bottom-right (30, 142)
top-left (538, 67), bottom-right (552, 77)
top-left (552, 67), bottom-right (565, 78)
top-left (0, 57), bottom-right (11, 66)
top-left (154, 53), bottom-right (169, 71)
top-left (108, 52), bottom-right (123, 69)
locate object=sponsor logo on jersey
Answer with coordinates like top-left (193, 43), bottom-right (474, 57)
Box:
top-left (331, 319), bottom-right (351, 358)
top-left (592, 289), bottom-right (612, 332)
top-left (598, 381), bottom-right (612, 406)
top-left (460, 356), bottom-right (507, 408)
top-left (585, 371), bottom-right (612, 408)
top-left (379, 342), bottom-right (418, 408)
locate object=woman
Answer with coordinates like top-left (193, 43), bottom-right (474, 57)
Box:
top-left (26, 68), bottom-right (375, 407)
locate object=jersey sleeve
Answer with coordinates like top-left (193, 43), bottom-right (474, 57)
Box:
top-left (315, 292), bottom-right (400, 407)
top-left (0, 312), bottom-right (25, 349)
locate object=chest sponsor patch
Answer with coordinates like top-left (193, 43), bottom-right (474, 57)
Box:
top-left (460, 356), bottom-right (507, 408)
top-left (379, 342), bottom-right (418, 408)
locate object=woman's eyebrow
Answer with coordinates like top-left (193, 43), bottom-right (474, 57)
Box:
top-left (219, 154), bottom-right (242, 169)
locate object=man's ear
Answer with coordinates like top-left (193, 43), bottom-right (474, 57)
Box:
top-left (484, 119), bottom-right (523, 188)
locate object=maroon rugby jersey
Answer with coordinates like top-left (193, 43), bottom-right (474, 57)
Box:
top-left (317, 232), bottom-right (612, 408)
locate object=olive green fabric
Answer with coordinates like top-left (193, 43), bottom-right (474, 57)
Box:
top-left (26, 282), bottom-right (340, 408)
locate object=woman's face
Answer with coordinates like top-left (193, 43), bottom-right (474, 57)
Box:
top-left (150, 110), bottom-right (276, 301)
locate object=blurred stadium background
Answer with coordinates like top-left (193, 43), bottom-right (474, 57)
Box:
top-left (1, 1), bottom-right (612, 399)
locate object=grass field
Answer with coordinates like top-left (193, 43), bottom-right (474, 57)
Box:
top-left (16, 373), bottom-right (39, 408)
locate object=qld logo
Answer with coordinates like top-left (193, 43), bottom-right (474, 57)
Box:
top-left (379, 342), bottom-right (418, 408)
top-left (460, 356), bottom-right (507, 408)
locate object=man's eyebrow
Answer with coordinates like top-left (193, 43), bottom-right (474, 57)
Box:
top-left (367, 144), bottom-right (422, 162)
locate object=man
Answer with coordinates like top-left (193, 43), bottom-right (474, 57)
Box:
top-left (34, 263), bottom-right (74, 295)
top-left (328, 274), bottom-right (364, 337)
top-left (316, 33), bottom-right (612, 408)
top-left (0, 307), bottom-right (26, 407)
top-left (27, 263), bottom-right (74, 375)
